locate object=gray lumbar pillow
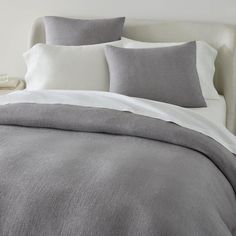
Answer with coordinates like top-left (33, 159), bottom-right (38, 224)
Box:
top-left (105, 42), bottom-right (206, 108)
top-left (44, 16), bottom-right (125, 46)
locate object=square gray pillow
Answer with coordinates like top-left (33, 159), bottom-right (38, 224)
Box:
top-left (105, 42), bottom-right (206, 108)
top-left (44, 16), bottom-right (125, 46)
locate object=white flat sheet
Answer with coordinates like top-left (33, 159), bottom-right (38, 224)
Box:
top-left (134, 96), bottom-right (227, 126)
top-left (0, 90), bottom-right (235, 154)
top-left (135, 96), bottom-right (227, 126)
top-left (187, 96), bottom-right (226, 126)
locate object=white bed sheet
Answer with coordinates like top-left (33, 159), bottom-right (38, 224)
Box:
top-left (135, 96), bottom-right (227, 127)
top-left (189, 96), bottom-right (226, 126)
top-left (0, 90), bottom-right (235, 154)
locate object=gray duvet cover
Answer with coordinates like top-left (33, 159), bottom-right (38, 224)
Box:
top-left (0, 103), bottom-right (235, 236)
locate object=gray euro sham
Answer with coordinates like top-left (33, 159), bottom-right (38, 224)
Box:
top-left (0, 103), bottom-right (235, 236)
top-left (105, 42), bottom-right (207, 108)
top-left (44, 16), bottom-right (125, 46)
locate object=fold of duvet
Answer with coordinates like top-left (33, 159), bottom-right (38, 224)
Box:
top-left (0, 103), bottom-right (235, 236)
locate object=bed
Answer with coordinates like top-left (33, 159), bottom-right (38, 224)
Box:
top-left (0, 17), bottom-right (236, 236)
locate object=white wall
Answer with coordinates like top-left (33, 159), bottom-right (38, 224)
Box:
top-left (0, 0), bottom-right (235, 77)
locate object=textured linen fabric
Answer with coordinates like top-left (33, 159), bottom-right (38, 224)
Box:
top-left (121, 37), bottom-right (219, 100)
top-left (0, 103), bottom-right (235, 236)
top-left (1, 91), bottom-right (235, 153)
top-left (44, 16), bottom-right (125, 46)
top-left (23, 40), bottom-right (122, 91)
top-left (105, 42), bottom-right (207, 108)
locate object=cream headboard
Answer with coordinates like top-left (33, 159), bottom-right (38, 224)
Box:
top-left (29, 18), bottom-right (236, 134)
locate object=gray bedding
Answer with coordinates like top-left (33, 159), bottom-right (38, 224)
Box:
top-left (0, 103), bottom-right (235, 236)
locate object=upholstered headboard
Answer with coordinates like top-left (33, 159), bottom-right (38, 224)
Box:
top-left (29, 18), bottom-right (236, 134)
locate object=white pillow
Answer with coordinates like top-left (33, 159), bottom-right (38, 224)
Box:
top-left (121, 37), bottom-right (219, 100)
top-left (24, 40), bottom-right (122, 91)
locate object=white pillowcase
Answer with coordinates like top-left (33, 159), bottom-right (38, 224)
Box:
top-left (121, 37), bottom-right (219, 100)
top-left (24, 40), bottom-right (122, 91)
top-left (24, 37), bottom-right (219, 100)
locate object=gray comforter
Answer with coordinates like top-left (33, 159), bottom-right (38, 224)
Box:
top-left (0, 103), bottom-right (235, 236)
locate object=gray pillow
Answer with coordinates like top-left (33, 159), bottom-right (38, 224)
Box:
top-left (44, 16), bottom-right (125, 46)
top-left (105, 42), bottom-right (207, 108)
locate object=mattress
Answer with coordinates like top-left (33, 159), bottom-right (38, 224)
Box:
top-left (189, 96), bottom-right (226, 126)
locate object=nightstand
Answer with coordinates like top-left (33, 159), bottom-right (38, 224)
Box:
top-left (0, 77), bottom-right (25, 95)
